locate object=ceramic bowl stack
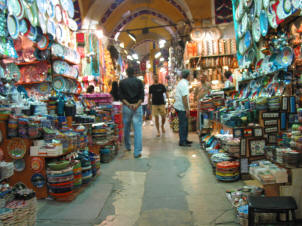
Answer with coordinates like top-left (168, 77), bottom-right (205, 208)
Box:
top-left (268, 96), bottom-right (280, 111)
top-left (216, 161), bottom-right (240, 181)
top-left (89, 152), bottom-right (100, 176)
top-left (47, 161), bottom-right (74, 200)
top-left (78, 152), bottom-right (92, 184)
top-left (72, 161), bottom-right (82, 189)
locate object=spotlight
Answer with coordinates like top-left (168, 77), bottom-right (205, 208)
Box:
top-left (119, 42), bottom-right (125, 48)
top-left (127, 31), bottom-right (136, 42)
top-left (127, 55), bottom-right (133, 60)
top-left (159, 40), bottom-right (166, 48)
top-left (155, 52), bottom-right (161, 59)
top-left (160, 57), bottom-right (164, 62)
top-left (132, 53), bottom-right (139, 60)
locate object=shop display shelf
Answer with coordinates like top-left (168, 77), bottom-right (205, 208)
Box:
top-left (190, 54), bottom-right (235, 61)
top-left (15, 81), bottom-right (51, 85)
top-left (16, 60), bottom-right (48, 66)
top-left (53, 74), bottom-right (78, 81)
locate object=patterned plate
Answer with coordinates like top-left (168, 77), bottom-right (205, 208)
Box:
top-left (252, 17), bottom-right (261, 42)
top-left (276, 46), bottom-right (294, 68)
top-left (267, 3), bottom-right (278, 29)
top-left (47, 19), bottom-right (56, 39)
top-left (255, 0), bottom-right (262, 17)
top-left (37, 34), bottom-right (49, 50)
top-left (47, 0), bottom-right (55, 19)
top-left (31, 173), bottom-right (45, 188)
top-left (60, 0), bottom-right (74, 18)
top-left (244, 31), bottom-right (252, 51)
top-left (56, 24), bottom-right (63, 44)
top-left (51, 43), bottom-right (64, 57)
top-left (241, 13), bottom-right (248, 35)
top-left (277, 0), bottom-right (292, 20)
top-left (0, 0), bottom-right (6, 10)
top-left (37, 82), bottom-right (51, 94)
top-left (53, 76), bottom-right (65, 91)
top-left (7, 0), bottom-right (21, 17)
top-left (6, 63), bottom-right (21, 81)
top-left (263, 0), bottom-right (270, 9)
top-left (260, 10), bottom-right (268, 37)
top-left (239, 38), bottom-right (245, 55)
top-left (38, 12), bottom-right (47, 34)
top-left (7, 15), bottom-right (19, 39)
top-left (31, 157), bottom-right (44, 172)
top-left (37, 0), bottom-right (47, 14)
top-left (55, 4), bottom-right (62, 22)
top-left (14, 159), bottom-right (25, 172)
top-left (68, 18), bottom-right (78, 31)
top-left (7, 138), bottom-right (26, 160)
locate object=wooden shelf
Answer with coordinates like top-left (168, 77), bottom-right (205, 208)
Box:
top-left (190, 54), bottom-right (235, 61)
top-left (15, 81), bottom-right (51, 85)
top-left (16, 60), bottom-right (48, 66)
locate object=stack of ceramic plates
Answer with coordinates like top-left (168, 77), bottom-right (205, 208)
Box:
top-left (47, 161), bottom-right (74, 200)
top-left (211, 153), bottom-right (232, 166)
top-left (72, 161), bottom-right (82, 189)
top-left (89, 152), bottom-right (100, 176)
top-left (8, 115), bottom-right (18, 137)
top-left (78, 152), bottom-right (92, 184)
top-left (268, 96), bottom-right (281, 111)
top-left (216, 161), bottom-right (240, 181)
top-left (282, 149), bottom-right (300, 168)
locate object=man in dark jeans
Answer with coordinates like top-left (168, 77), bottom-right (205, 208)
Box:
top-left (173, 70), bottom-right (192, 147)
top-left (119, 67), bottom-right (144, 158)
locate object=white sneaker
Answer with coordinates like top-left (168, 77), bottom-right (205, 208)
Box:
top-left (150, 121), bottom-right (154, 126)
top-left (143, 121), bottom-right (146, 126)
top-left (130, 132), bottom-right (134, 137)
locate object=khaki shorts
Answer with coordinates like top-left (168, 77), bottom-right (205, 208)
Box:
top-left (152, 105), bottom-right (166, 117)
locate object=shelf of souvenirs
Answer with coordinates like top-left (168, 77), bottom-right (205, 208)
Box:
top-left (52, 57), bottom-right (80, 66)
top-left (15, 80), bottom-right (51, 85)
top-left (238, 70), bottom-right (287, 86)
top-left (189, 53), bottom-right (236, 61)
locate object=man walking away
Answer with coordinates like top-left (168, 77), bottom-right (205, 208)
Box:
top-left (173, 70), bottom-right (192, 147)
top-left (149, 74), bottom-right (170, 137)
top-left (119, 67), bottom-right (144, 158)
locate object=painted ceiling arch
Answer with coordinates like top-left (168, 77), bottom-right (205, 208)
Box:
top-left (109, 9), bottom-right (177, 38)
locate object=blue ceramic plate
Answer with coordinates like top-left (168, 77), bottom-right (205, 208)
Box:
top-left (53, 76), bottom-right (65, 91)
top-left (244, 31), bottom-right (252, 51)
top-left (267, 2), bottom-right (278, 29)
top-left (276, 46), bottom-right (294, 68)
top-left (14, 159), bottom-right (25, 172)
top-left (252, 17), bottom-right (261, 42)
top-left (31, 173), bottom-right (45, 188)
top-left (37, 0), bottom-right (47, 14)
top-left (260, 10), bottom-right (268, 37)
top-left (7, 15), bottom-right (19, 39)
top-left (19, 19), bottom-right (28, 34)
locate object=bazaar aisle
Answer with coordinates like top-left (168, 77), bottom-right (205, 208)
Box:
top-left (37, 124), bottom-right (243, 226)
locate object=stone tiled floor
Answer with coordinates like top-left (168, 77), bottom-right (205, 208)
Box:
top-left (37, 121), bottom-right (242, 226)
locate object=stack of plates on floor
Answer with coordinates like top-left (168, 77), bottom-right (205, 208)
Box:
top-left (72, 161), bottom-right (82, 188)
top-left (89, 152), bottom-right (100, 176)
top-left (268, 96), bottom-right (280, 111)
top-left (216, 161), bottom-right (240, 181)
top-left (282, 149), bottom-right (300, 168)
top-left (47, 161), bottom-right (74, 200)
top-left (210, 153), bottom-right (232, 166)
top-left (78, 152), bottom-right (92, 184)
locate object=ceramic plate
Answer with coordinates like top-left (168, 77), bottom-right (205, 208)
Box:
top-left (31, 173), bottom-right (45, 188)
top-left (0, 0), bottom-right (6, 10)
top-left (38, 12), bottom-right (47, 34)
top-left (53, 76), bottom-right (65, 91)
top-left (31, 157), bottom-right (44, 172)
top-left (60, 0), bottom-right (74, 18)
top-left (277, 0), bottom-right (292, 20)
top-left (52, 43), bottom-right (64, 57)
top-left (244, 0), bottom-right (253, 8)
top-left (37, 34), bottom-right (49, 50)
top-left (7, 15), bottom-right (19, 39)
top-left (267, 3), bottom-right (278, 29)
top-left (260, 10), bottom-right (268, 37)
top-left (37, 0), bottom-right (47, 14)
top-left (14, 159), bottom-right (25, 172)
top-left (237, 24), bottom-right (243, 39)
top-left (7, 63), bottom-right (20, 81)
top-left (31, 3), bottom-right (39, 26)
top-left (239, 38), bottom-right (245, 55)
top-left (292, 0), bottom-right (300, 10)
top-left (47, 0), bottom-right (55, 19)
top-left (255, 0), bottom-right (262, 16)
top-left (55, 4), bottom-right (62, 22)
top-left (19, 18), bottom-right (28, 35)
top-left (27, 26), bottom-right (37, 42)
top-left (277, 46), bottom-right (294, 68)
top-left (7, 138), bottom-right (26, 159)
top-left (56, 24), bottom-right (63, 44)
top-left (7, 0), bottom-right (21, 17)
top-left (263, 0), bottom-right (270, 9)
top-left (244, 31), bottom-right (252, 51)
top-left (68, 18), bottom-right (78, 31)
top-left (16, 0), bottom-right (24, 20)
top-left (252, 17), bottom-right (261, 42)
top-left (47, 19), bottom-right (56, 39)
top-left (241, 13), bottom-right (248, 35)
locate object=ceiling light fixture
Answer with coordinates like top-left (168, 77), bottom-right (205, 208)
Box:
top-left (119, 42), bottom-right (125, 48)
top-left (127, 31), bottom-right (136, 42)
top-left (132, 53), bottom-right (139, 60)
top-left (137, 61), bottom-right (141, 64)
top-left (127, 55), bottom-right (133, 60)
top-left (159, 39), bottom-right (166, 48)
top-left (155, 52), bottom-right (161, 59)
top-left (160, 57), bottom-right (164, 62)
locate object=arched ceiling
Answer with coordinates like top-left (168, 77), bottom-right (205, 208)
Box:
top-left (79, 0), bottom-right (213, 55)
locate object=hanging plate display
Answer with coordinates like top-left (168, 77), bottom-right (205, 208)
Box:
top-left (239, 38), bottom-right (245, 55)
top-left (244, 0), bottom-right (253, 8)
top-left (47, 0), bottom-right (55, 19)
top-left (255, 0), bottom-right (262, 17)
top-left (60, 0), bottom-right (74, 18)
top-left (276, 46), bottom-right (294, 68)
top-left (237, 24), bottom-right (244, 39)
top-left (51, 43), bottom-right (64, 57)
top-left (68, 18), bottom-right (78, 31)
top-left (53, 76), bottom-right (65, 91)
top-left (19, 18), bottom-right (28, 35)
top-left (55, 4), bottom-right (62, 23)
top-left (292, 0), bottom-right (300, 10)
top-left (37, 0), bottom-right (47, 14)
top-left (7, 15), bottom-right (19, 39)
top-left (252, 17), bottom-right (261, 42)
top-left (277, 0), bottom-right (292, 20)
top-left (25, 3), bottom-right (35, 26)
top-left (31, 173), bottom-right (45, 188)
top-left (47, 19), bottom-right (56, 39)
top-left (267, 3), bottom-right (278, 29)
top-left (260, 10), bottom-right (268, 37)
top-left (247, 48), bottom-right (256, 64)
top-left (16, 0), bottom-right (24, 20)
top-left (7, 0), bottom-right (21, 17)
top-left (14, 159), bottom-right (25, 172)
top-left (56, 24), bottom-right (63, 44)
top-left (244, 31), bottom-right (252, 51)
top-left (241, 13), bottom-right (248, 35)
top-left (31, 157), bottom-right (44, 172)
top-left (38, 12), bottom-right (47, 34)
top-left (7, 138), bottom-right (26, 160)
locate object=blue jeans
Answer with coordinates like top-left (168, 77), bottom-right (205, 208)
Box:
top-left (123, 105), bottom-right (143, 156)
top-left (176, 110), bottom-right (188, 145)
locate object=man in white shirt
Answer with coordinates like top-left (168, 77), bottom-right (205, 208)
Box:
top-left (174, 70), bottom-right (192, 147)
